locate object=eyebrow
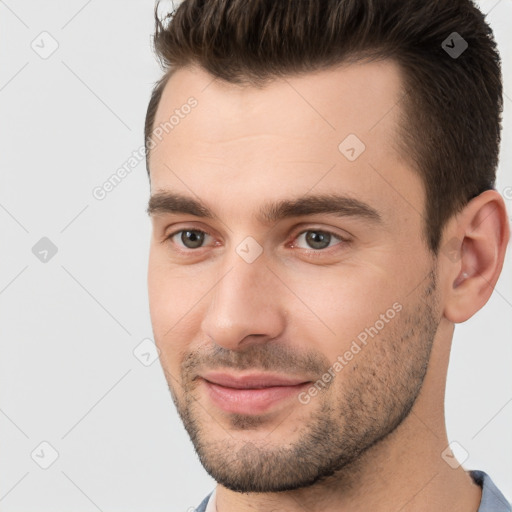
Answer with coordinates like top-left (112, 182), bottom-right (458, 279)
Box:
top-left (147, 192), bottom-right (382, 225)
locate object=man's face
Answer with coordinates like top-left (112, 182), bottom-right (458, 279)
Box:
top-left (147, 61), bottom-right (442, 492)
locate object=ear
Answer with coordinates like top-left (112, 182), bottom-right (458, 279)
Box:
top-left (440, 189), bottom-right (510, 323)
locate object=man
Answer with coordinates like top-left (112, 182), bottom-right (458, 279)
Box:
top-left (144, 0), bottom-right (511, 510)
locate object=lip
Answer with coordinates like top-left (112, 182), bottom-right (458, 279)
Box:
top-left (202, 371), bottom-right (310, 389)
top-left (200, 372), bottom-right (311, 415)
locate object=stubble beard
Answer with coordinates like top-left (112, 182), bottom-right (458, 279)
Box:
top-left (165, 270), bottom-right (439, 493)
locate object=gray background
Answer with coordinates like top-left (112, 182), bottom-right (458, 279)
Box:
top-left (0, 1), bottom-right (511, 510)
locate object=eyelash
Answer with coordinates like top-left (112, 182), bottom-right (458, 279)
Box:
top-left (164, 227), bottom-right (350, 256)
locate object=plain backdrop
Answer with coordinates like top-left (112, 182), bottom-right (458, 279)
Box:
top-left (0, 1), bottom-right (510, 510)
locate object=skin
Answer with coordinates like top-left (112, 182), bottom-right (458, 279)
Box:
top-left (147, 61), bottom-right (509, 512)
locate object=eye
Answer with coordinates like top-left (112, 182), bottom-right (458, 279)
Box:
top-left (168, 229), bottom-right (212, 250)
top-left (164, 227), bottom-right (348, 254)
top-left (292, 230), bottom-right (346, 250)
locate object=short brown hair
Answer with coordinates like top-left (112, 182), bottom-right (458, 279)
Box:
top-left (144, 0), bottom-right (503, 253)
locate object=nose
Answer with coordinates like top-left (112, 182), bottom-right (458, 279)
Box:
top-left (200, 251), bottom-right (287, 351)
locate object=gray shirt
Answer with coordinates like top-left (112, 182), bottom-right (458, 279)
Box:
top-left (194, 470), bottom-right (511, 511)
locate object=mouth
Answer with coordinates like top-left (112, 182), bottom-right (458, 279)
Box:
top-left (200, 371), bottom-right (312, 415)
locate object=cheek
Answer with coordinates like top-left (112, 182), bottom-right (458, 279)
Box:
top-left (148, 250), bottom-right (201, 327)
top-left (283, 265), bottom-right (400, 359)
top-left (148, 255), bottom-right (211, 365)
top-left (147, 258), bottom-right (169, 335)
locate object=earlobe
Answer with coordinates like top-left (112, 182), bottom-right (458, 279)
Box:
top-left (442, 190), bottom-right (510, 324)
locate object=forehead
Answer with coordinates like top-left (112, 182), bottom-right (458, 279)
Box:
top-left (148, 60), bottom-right (424, 229)
top-left (151, 59), bottom-right (406, 153)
